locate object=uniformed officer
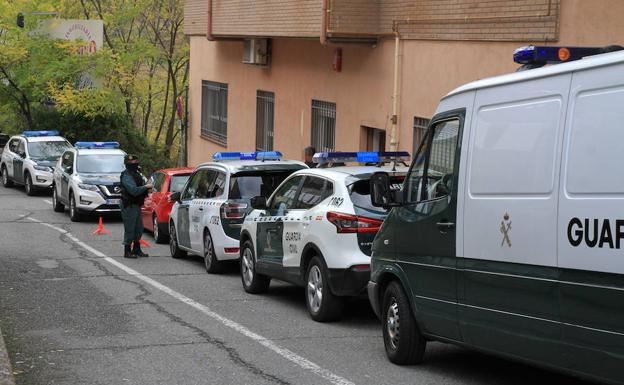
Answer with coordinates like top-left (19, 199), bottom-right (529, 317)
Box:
top-left (120, 154), bottom-right (153, 258)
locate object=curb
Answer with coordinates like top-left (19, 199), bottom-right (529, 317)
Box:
top-left (0, 327), bottom-right (15, 385)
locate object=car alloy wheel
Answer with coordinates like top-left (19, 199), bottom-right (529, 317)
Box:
top-left (241, 247), bottom-right (254, 288)
top-left (386, 298), bottom-right (400, 350)
top-left (307, 265), bottom-right (323, 314)
top-left (25, 174), bottom-right (33, 196)
top-left (239, 240), bottom-right (270, 293)
top-left (203, 231), bottom-right (224, 274)
top-left (153, 215), bottom-right (159, 240)
top-left (2, 166), bottom-right (12, 187)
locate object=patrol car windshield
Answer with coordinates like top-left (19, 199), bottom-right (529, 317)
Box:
top-left (27, 141), bottom-right (71, 160)
top-left (348, 175), bottom-right (406, 218)
top-left (77, 154), bottom-right (125, 174)
top-left (229, 171), bottom-right (294, 199)
top-left (170, 175), bottom-right (191, 193)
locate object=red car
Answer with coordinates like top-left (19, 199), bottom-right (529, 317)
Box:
top-left (142, 167), bottom-right (194, 243)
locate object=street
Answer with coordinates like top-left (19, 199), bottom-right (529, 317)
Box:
top-left (0, 184), bottom-right (596, 385)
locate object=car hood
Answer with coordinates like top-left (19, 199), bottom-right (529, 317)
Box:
top-left (78, 173), bottom-right (121, 185)
top-left (32, 157), bottom-right (60, 168)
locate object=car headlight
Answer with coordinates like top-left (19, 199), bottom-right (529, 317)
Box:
top-left (34, 165), bottom-right (53, 172)
top-left (78, 183), bottom-right (99, 192)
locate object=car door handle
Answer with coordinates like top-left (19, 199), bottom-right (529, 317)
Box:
top-left (436, 221), bottom-right (455, 231)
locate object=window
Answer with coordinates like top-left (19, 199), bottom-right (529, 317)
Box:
top-left (296, 177), bottom-right (332, 209)
top-left (61, 151), bottom-right (74, 173)
top-left (413, 116), bottom-right (430, 156)
top-left (169, 174), bottom-right (191, 193)
top-left (311, 100), bottom-right (336, 152)
top-left (182, 170), bottom-right (206, 200)
top-left (201, 80), bottom-right (228, 145)
top-left (150, 173), bottom-right (165, 192)
top-left (256, 90), bottom-right (274, 151)
top-left (269, 176), bottom-right (304, 213)
top-left (8, 139), bottom-right (19, 153)
top-left (16, 140), bottom-right (25, 156)
top-left (229, 171), bottom-right (293, 200)
top-left (363, 126), bottom-right (386, 152)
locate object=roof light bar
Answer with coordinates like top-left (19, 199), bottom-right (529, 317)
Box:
top-left (213, 151), bottom-right (283, 161)
top-left (74, 141), bottom-right (120, 149)
top-left (313, 151), bottom-right (410, 164)
top-left (22, 130), bottom-right (60, 137)
top-left (513, 45), bottom-right (623, 66)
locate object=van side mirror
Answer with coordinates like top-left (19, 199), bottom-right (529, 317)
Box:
top-left (251, 196), bottom-right (267, 210)
top-left (169, 191), bottom-right (181, 203)
top-left (370, 172), bottom-right (403, 208)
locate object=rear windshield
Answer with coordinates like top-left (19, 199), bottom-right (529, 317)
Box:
top-left (348, 175), bottom-right (405, 218)
top-left (229, 171), bottom-right (295, 200)
top-left (169, 175), bottom-right (190, 193)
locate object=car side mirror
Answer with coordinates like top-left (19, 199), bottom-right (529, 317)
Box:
top-left (370, 172), bottom-right (402, 208)
top-left (251, 196), bottom-right (267, 210)
top-left (169, 191), bottom-right (181, 203)
top-left (63, 166), bottom-right (73, 174)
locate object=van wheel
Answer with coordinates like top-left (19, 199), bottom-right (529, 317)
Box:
top-left (240, 240), bottom-right (270, 293)
top-left (382, 281), bottom-right (426, 365)
top-left (52, 185), bottom-right (64, 212)
top-left (169, 222), bottom-right (186, 259)
top-left (305, 256), bottom-right (343, 322)
top-left (1, 165), bottom-right (13, 187)
top-left (69, 193), bottom-right (83, 222)
top-left (25, 173), bottom-right (36, 196)
top-left (203, 231), bottom-right (224, 274)
top-left (153, 215), bottom-right (168, 244)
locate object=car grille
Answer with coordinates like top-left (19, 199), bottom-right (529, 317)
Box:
top-left (99, 184), bottom-right (122, 197)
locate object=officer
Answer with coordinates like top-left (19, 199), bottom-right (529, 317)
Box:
top-left (120, 154), bottom-right (153, 258)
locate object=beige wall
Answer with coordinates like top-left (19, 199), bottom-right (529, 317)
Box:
top-left (187, 0), bottom-right (624, 166)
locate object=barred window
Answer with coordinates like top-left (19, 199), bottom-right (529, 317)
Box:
top-left (413, 116), bottom-right (430, 156)
top-left (256, 90), bottom-right (275, 151)
top-left (201, 80), bottom-right (228, 145)
top-left (311, 100), bottom-right (336, 152)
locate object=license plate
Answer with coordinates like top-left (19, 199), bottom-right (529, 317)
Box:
top-left (107, 199), bottom-right (121, 205)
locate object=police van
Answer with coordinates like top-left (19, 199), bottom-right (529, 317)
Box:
top-left (52, 142), bottom-right (126, 221)
top-left (239, 152), bottom-right (409, 322)
top-left (367, 45), bottom-right (624, 384)
top-left (168, 151), bottom-right (306, 273)
top-left (1, 131), bottom-right (72, 195)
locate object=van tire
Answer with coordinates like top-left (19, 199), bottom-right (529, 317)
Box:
top-left (382, 281), bottom-right (426, 365)
top-left (305, 256), bottom-right (343, 322)
top-left (240, 240), bottom-right (270, 293)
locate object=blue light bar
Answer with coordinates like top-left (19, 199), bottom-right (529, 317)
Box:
top-left (22, 130), bottom-right (60, 137)
top-left (513, 45), bottom-right (605, 65)
top-left (213, 151), bottom-right (283, 161)
top-left (313, 151), bottom-right (410, 164)
top-left (74, 141), bottom-right (120, 149)
top-left (256, 151), bottom-right (283, 161)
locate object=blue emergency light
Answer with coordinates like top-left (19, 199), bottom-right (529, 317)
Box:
top-left (74, 141), bottom-right (120, 149)
top-left (513, 45), bottom-right (623, 67)
top-left (313, 151), bottom-right (410, 164)
top-left (213, 151), bottom-right (283, 161)
top-left (22, 130), bottom-right (60, 137)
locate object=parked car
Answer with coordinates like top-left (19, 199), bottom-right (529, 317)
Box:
top-left (0, 133), bottom-right (9, 150)
top-left (141, 167), bottom-right (194, 243)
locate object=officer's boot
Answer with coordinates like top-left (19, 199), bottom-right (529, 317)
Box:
top-left (123, 244), bottom-right (136, 258)
top-left (132, 241), bottom-right (149, 258)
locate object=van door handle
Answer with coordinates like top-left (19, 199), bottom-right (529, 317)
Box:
top-left (436, 222), bottom-right (455, 231)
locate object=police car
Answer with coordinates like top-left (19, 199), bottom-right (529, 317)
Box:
top-left (1, 131), bottom-right (72, 195)
top-left (239, 151), bottom-right (409, 322)
top-left (168, 151), bottom-right (307, 273)
top-left (52, 142), bottom-right (126, 221)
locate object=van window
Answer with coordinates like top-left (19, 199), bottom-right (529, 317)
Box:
top-left (566, 87), bottom-right (624, 194)
top-left (469, 97), bottom-right (562, 195)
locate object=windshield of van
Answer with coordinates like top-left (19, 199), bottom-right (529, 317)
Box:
top-left (229, 171), bottom-right (295, 199)
top-left (77, 154), bottom-right (125, 174)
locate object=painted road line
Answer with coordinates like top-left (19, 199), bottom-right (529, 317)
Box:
top-left (43, 199), bottom-right (52, 205)
top-left (26, 217), bottom-right (354, 385)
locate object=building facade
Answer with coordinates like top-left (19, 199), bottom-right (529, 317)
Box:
top-left (184, 0), bottom-right (624, 165)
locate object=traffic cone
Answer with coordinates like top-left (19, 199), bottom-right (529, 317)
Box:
top-left (92, 217), bottom-right (111, 235)
top-left (139, 238), bottom-right (151, 247)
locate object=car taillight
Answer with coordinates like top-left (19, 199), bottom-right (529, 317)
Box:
top-left (326, 211), bottom-right (383, 234)
top-left (220, 202), bottom-right (248, 219)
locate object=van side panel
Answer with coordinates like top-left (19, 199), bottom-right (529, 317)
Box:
top-left (461, 74), bottom-right (570, 367)
top-left (558, 62), bottom-right (624, 383)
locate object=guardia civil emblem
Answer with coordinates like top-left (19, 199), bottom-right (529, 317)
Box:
top-left (500, 212), bottom-right (512, 247)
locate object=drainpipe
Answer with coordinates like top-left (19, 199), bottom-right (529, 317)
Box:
top-left (320, 0), bottom-right (329, 45)
top-left (389, 29), bottom-right (400, 151)
top-left (207, 0), bottom-right (214, 40)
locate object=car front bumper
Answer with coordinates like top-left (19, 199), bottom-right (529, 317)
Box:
top-left (32, 171), bottom-right (54, 188)
top-left (75, 189), bottom-right (121, 212)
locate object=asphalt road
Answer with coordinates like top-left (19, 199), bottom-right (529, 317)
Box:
top-left (0, 184), bottom-right (597, 385)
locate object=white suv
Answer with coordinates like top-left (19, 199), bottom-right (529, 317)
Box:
top-left (52, 142), bottom-right (126, 221)
top-left (1, 131), bottom-right (72, 195)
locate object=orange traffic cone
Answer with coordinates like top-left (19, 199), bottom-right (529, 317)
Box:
top-left (92, 217), bottom-right (111, 235)
top-left (139, 239), bottom-right (151, 247)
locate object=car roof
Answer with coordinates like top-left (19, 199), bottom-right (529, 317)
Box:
top-left (445, 49), bottom-right (624, 99)
top-left (75, 148), bottom-right (126, 156)
top-left (159, 167), bottom-right (195, 175)
top-left (196, 159), bottom-right (307, 173)
top-left (17, 135), bottom-right (68, 143)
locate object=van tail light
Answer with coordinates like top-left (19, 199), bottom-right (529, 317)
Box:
top-left (220, 202), bottom-right (248, 219)
top-left (326, 211), bottom-right (383, 234)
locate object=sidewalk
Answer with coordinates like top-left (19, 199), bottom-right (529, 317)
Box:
top-left (0, 327), bottom-right (15, 385)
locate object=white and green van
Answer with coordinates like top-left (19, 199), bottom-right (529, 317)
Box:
top-left (368, 45), bottom-right (624, 384)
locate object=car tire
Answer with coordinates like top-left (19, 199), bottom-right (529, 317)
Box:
top-left (153, 215), bottom-right (168, 244)
top-left (305, 256), bottom-right (343, 322)
top-left (382, 281), bottom-right (426, 365)
top-left (169, 222), bottom-right (187, 259)
top-left (69, 193), bottom-right (83, 222)
top-left (203, 230), bottom-right (225, 274)
top-left (24, 173), bottom-right (36, 196)
top-left (1, 165), bottom-right (13, 187)
top-left (52, 185), bottom-right (65, 212)
top-left (240, 240), bottom-right (270, 294)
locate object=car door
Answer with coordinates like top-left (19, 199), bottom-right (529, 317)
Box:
top-left (4, 139), bottom-right (19, 178)
top-left (256, 175), bottom-right (305, 266)
top-left (189, 169), bottom-right (216, 252)
top-left (12, 139), bottom-right (26, 184)
top-left (177, 170), bottom-right (203, 250)
top-left (388, 113), bottom-right (463, 341)
top-left (59, 152), bottom-right (74, 202)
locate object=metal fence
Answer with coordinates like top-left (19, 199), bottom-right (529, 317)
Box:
top-left (256, 90), bottom-right (275, 151)
top-left (311, 100), bottom-right (336, 152)
top-left (201, 80), bottom-right (228, 145)
top-left (429, 120), bottom-right (459, 174)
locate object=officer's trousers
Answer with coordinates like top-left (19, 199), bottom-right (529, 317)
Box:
top-left (121, 203), bottom-right (143, 245)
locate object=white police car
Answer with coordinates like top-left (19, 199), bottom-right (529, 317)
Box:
top-left (52, 142), bottom-right (126, 221)
top-left (239, 151), bottom-right (409, 322)
top-left (168, 151), bottom-right (307, 273)
top-left (0, 131), bottom-right (72, 195)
